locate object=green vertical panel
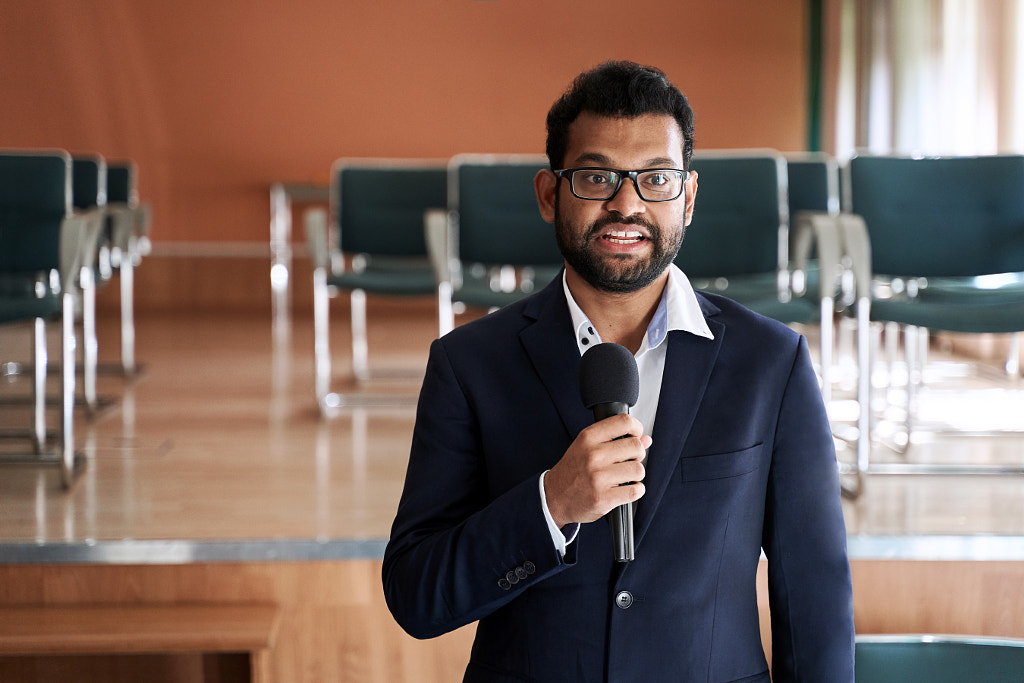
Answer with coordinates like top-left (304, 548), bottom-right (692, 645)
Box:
top-left (807, 0), bottom-right (824, 151)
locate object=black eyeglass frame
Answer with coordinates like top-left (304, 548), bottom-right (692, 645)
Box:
top-left (553, 167), bottom-right (689, 202)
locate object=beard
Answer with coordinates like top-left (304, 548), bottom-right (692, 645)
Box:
top-left (554, 193), bottom-right (685, 294)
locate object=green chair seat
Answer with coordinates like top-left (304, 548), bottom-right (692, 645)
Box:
top-left (453, 265), bottom-right (561, 311)
top-left (327, 262), bottom-right (437, 297)
top-left (916, 272), bottom-right (1024, 305)
top-left (855, 635), bottom-right (1024, 682)
top-left (738, 295), bottom-right (820, 325)
top-left (871, 297), bottom-right (1024, 334)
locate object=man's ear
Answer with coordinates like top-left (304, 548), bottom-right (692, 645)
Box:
top-left (684, 170), bottom-right (698, 226)
top-left (535, 169), bottom-right (557, 224)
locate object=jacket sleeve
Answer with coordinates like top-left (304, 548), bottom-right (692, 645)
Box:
top-left (382, 338), bottom-right (575, 640)
top-left (763, 336), bottom-right (855, 681)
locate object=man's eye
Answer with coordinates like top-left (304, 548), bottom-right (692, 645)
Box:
top-left (644, 173), bottom-right (669, 186)
top-left (582, 172), bottom-right (613, 185)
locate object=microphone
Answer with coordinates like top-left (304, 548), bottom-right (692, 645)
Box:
top-left (578, 342), bottom-right (640, 562)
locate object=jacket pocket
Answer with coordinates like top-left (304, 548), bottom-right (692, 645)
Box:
top-left (681, 443), bottom-right (762, 482)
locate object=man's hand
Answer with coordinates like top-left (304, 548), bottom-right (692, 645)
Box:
top-left (544, 414), bottom-right (651, 528)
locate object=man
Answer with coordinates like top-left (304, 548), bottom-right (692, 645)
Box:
top-left (383, 61), bottom-right (854, 682)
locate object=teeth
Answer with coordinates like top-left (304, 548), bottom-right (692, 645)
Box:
top-left (605, 229), bottom-right (643, 244)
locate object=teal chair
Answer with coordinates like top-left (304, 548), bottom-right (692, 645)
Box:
top-left (787, 152), bottom-right (842, 302)
top-left (787, 153), bottom-right (847, 399)
top-left (430, 154), bottom-right (563, 321)
top-left (304, 159), bottom-right (448, 414)
top-left (0, 149), bottom-right (104, 487)
top-left (843, 154), bottom-right (1024, 476)
top-left (856, 635), bottom-right (1024, 682)
top-left (676, 151), bottom-right (820, 326)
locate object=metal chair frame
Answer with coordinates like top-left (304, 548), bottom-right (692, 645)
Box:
top-left (807, 154), bottom-right (1024, 496)
top-left (429, 154), bottom-right (563, 323)
top-left (0, 149), bottom-right (105, 487)
top-left (305, 158), bottom-right (449, 415)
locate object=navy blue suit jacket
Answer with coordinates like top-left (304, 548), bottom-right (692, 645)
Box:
top-left (383, 275), bottom-right (854, 682)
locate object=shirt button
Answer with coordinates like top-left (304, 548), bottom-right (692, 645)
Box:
top-left (615, 590), bottom-right (634, 609)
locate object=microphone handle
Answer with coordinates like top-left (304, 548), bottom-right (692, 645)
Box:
top-left (590, 401), bottom-right (635, 563)
top-left (610, 503), bottom-right (635, 562)
top-left (592, 401), bottom-right (629, 422)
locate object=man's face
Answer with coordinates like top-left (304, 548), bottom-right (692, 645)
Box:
top-left (542, 112), bottom-right (697, 294)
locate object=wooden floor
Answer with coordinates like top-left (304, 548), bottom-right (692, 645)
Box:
top-left (1, 296), bottom-right (1024, 681)
top-left (2, 297), bottom-right (1023, 547)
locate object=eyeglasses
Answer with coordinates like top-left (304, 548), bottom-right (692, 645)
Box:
top-left (554, 167), bottom-right (688, 202)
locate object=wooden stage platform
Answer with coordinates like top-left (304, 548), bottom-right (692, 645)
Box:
top-left (2, 299), bottom-right (1023, 681)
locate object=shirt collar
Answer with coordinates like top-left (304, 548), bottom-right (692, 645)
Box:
top-left (563, 263), bottom-right (715, 357)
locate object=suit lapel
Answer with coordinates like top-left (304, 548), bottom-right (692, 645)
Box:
top-left (519, 276), bottom-right (593, 442)
top-left (633, 312), bottom-right (725, 551)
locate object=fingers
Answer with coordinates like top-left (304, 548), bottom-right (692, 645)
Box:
top-left (582, 413), bottom-right (646, 445)
top-left (544, 415), bottom-right (651, 526)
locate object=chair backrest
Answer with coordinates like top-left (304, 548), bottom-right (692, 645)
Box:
top-left (674, 150), bottom-right (788, 278)
top-left (333, 159), bottom-right (447, 257)
top-left (106, 162), bottom-right (137, 206)
top-left (855, 635), bottom-right (1024, 682)
top-left (0, 150), bottom-right (72, 273)
top-left (787, 152), bottom-right (839, 216)
top-left (72, 155), bottom-right (107, 209)
top-left (845, 154), bottom-right (1024, 277)
top-left (449, 154), bottom-right (563, 267)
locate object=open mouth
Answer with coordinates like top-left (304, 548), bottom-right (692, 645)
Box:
top-left (602, 229), bottom-right (646, 245)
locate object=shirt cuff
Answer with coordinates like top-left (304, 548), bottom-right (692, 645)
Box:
top-left (539, 471), bottom-right (580, 557)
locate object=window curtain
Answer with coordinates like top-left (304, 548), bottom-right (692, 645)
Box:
top-left (826, 0), bottom-right (1024, 158)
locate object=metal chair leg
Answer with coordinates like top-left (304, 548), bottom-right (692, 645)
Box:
top-left (819, 296), bottom-right (835, 406)
top-left (351, 288), bottom-right (369, 383)
top-left (120, 253), bottom-right (136, 375)
top-left (32, 317), bottom-right (47, 454)
top-left (312, 267), bottom-right (332, 414)
top-left (856, 296), bottom-right (872, 478)
top-left (81, 266), bottom-right (98, 414)
top-left (60, 291), bottom-right (78, 489)
top-left (438, 281), bottom-right (454, 338)
top-left (1008, 332), bottom-right (1021, 377)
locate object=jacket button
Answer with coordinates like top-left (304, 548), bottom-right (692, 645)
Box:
top-left (515, 566), bottom-right (528, 580)
top-left (523, 561), bottom-right (536, 574)
top-left (498, 578), bottom-right (512, 590)
top-left (615, 590), bottom-right (634, 609)
top-left (506, 570), bottom-right (519, 585)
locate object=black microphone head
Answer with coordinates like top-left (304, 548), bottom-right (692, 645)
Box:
top-left (578, 342), bottom-right (640, 410)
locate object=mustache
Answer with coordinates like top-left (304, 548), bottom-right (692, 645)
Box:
top-left (584, 215), bottom-right (659, 241)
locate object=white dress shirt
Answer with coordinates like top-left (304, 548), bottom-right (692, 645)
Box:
top-left (540, 264), bottom-right (715, 555)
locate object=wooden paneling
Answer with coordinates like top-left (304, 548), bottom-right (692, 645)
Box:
top-left (1, 2), bottom-right (807, 247)
top-left (0, 561), bottom-right (476, 683)
top-left (851, 560), bottom-right (1024, 638)
top-left (1, 559), bottom-right (1022, 682)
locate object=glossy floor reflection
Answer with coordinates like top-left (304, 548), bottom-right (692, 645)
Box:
top-left (1, 300), bottom-right (1023, 559)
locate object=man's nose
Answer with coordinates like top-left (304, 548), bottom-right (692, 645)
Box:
top-left (605, 177), bottom-right (647, 215)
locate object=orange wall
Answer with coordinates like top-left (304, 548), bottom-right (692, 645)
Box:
top-left (1, 0), bottom-right (807, 246)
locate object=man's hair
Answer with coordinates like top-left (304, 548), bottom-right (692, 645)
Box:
top-left (545, 61), bottom-right (695, 171)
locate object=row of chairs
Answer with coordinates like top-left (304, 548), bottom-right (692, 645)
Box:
top-left (794, 154), bottom-right (1024, 495)
top-left (302, 151), bottom-right (838, 414)
top-left (304, 155), bottom-right (563, 411)
top-left (0, 149), bottom-right (150, 487)
top-left (303, 152), bottom-right (1024, 497)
